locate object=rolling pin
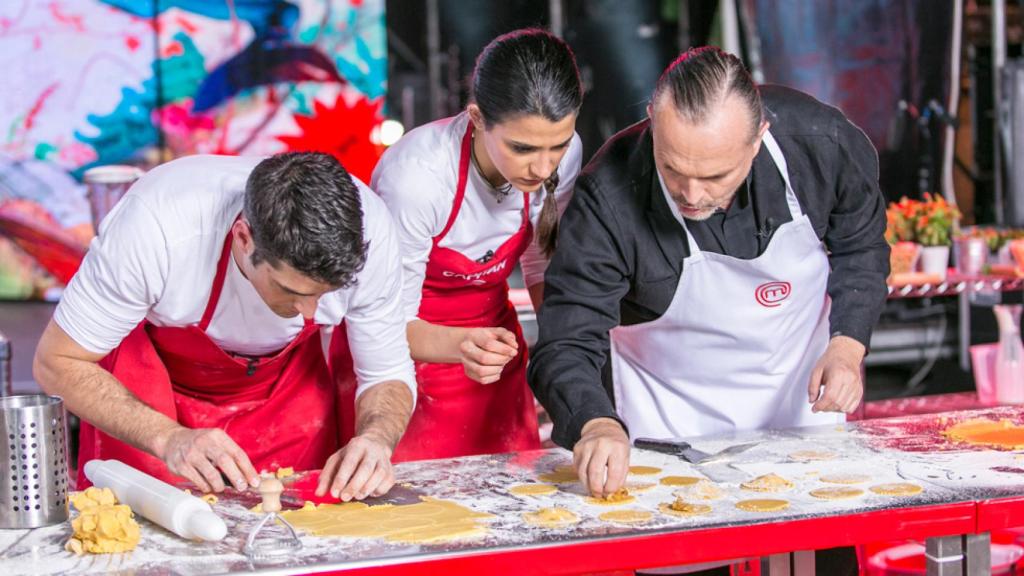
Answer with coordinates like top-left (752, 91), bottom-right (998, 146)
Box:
top-left (84, 459), bottom-right (227, 542)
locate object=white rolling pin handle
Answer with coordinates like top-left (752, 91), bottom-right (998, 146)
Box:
top-left (83, 459), bottom-right (227, 541)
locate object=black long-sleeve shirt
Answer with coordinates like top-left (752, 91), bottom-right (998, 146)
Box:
top-left (528, 85), bottom-right (890, 449)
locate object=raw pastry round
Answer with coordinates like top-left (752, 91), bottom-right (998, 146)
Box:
top-left (676, 480), bottom-right (725, 501)
top-left (522, 507), bottom-right (580, 528)
top-left (598, 509), bottom-right (653, 524)
top-left (509, 483), bottom-right (557, 496)
top-left (788, 450), bottom-right (835, 462)
top-left (740, 473), bottom-right (794, 492)
top-left (809, 487), bottom-right (864, 500)
top-left (629, 466), bottom-right (662, 476)
top-left (660, 476), bottom-right (702, 486)
top-left (626, 482), bottom-right (656, 493)
top-left (553, 464), bottom-right (576, 475)
top-left (659, 499), bottom-right (712, 517)
top-left (819, 473), bottom-right (870, 485)
top-left (735, 499), bottom-right (790, 512)
top-left (537, 470), bottom-right (579, 484)
top-left (869, 482), bottom-right (923, 496)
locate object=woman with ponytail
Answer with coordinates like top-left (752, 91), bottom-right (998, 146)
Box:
top-left (331, 28), bottom-right (583, 462)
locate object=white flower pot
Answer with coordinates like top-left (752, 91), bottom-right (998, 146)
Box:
top-left (919, 245), bottom-right (951, 280)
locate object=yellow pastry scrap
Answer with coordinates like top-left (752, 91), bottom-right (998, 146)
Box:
top-left (819, 473), bottom-right (870, 485)
top-left (809, 487), bottom-right (864, 500)
top-left (522, 507), bottom-right (580, 528)
top-left (869, 483), bottom-right (923, 496)
top-left (660, 476), bottom-right (701, 487)
top-left (584, 488), bottom-right (635, 506)
top-left (659, 498), bottom-right (712, 517)
top-left (628, 466), bottom-right (662, 476)
top-left (275, 467), bottom-right (295, 479)
top-left (740, 473), bottom-right (794, 492)
top-left (508, 483), bottom-right (558, 496)
top-left (735, 499), bottom-right (789, 512)
top-left (200, 494), bottom-right (218, 505)
top-left (598, 509), bottom-right (653, 524)
top-left (65, 487), bottom-right (140, 555)
top-left (300, 501), bottom-right (317, 511)
top-left (250, 503), bottom-right (263, 513)
top-left (943, 419), bottom-right (1024, 450)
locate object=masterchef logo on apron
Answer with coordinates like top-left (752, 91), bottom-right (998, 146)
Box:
top-left (755, 281), bottom-right (791, 308)
top-left (441, 258), bottom-right (509, 285)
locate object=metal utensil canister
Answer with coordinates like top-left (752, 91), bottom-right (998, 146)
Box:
top-left (0, 395), bottom-right (70, 528)
top-left (0, 330), bottom-right (10, 396)
top-left (954, 236), bottom-right (988, 276)
top-left (82, 165), bottom-right (143, 233)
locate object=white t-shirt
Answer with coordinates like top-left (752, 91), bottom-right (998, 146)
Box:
top-left (371, 112), bottom-right (582, 321)
top-left (54, 154), bottom-right (416, 400)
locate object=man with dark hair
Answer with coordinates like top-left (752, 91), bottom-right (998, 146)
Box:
top-left (34, 153), bottom-right (416, 502)
top-left (530, 47), bottom-right (888, 572)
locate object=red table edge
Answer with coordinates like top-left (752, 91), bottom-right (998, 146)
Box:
top-left (306, 501), bottom-right (977, 576)
top-left (978, 495), bottom-right (1024, 532)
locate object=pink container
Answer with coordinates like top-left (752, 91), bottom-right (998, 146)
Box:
top-left (970, 343), bottom-right (999, 405)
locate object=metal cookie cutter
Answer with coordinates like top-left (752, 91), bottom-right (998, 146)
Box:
top-left (243, 476), bottom-right (302, 561)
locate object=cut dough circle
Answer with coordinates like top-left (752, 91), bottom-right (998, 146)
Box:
top-left (819, 473), bottom-right (871, 485)
top-left (809, 487), bottom-right (864, 500)
top-left (537, 470), bottom-right (579, 484)
top-left (659, 500), bottom-right (712, 517)
top-left (522, 507), bottom-right (580, 528)
top-left (599, 509), bottom-right (653, 524)
top-left (736, 499), bottom-right (790, 512)
top-left (508, 483), bottom-right (557, 496)
top-left (627, 482), bottom-right (656, 493)
top-left (675, 480), bottom-right (725, 501)
top-left (870, 483), bottom-right (923, 496)
top-left (788, 450), bottom-right (835, 462)
top-left (660, 476), bottom-right (702, 486)
top-left (740, 473), bottom-right (794, 492)
top-left (628, 466), bottom-right (662, 476)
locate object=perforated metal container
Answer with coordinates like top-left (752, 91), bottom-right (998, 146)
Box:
top-left (0, 395), bottom-right (69, 528)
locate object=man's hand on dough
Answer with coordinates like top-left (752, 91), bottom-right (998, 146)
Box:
top-left (315, 433), bottom-right (395, 501)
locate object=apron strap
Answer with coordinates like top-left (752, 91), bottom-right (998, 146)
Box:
top-left (435, 123), bottom-right (475, 245)
top-left (760, 131), bottom-right (804, 220)
top-left (199, 223), bottom-right (236, 332)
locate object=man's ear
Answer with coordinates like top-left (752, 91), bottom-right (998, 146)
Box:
top-left (231, 219), bottom-right (255, 257)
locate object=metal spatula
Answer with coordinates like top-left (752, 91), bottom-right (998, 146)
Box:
top-left (633, 438), bottom-right (760, 465)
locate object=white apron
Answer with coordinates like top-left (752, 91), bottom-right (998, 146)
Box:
top-left (610, 131), bottom-right (843, 440)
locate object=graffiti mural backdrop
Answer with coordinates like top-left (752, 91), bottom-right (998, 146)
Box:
top-left (0, 0), bottom-right (387, 299)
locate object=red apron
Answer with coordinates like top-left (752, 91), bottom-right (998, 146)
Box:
top-left (77, 229), bottom-right (339, 487)
top-left (330, 123), bottom-right (540, 461)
